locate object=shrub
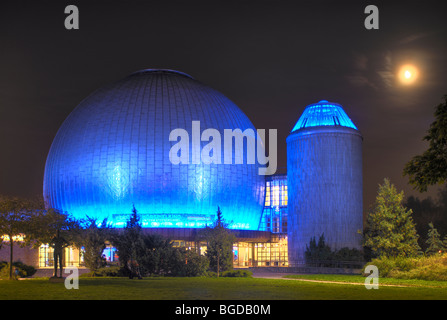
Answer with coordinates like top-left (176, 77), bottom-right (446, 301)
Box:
top-left (305, 234), bottom-right (332, 264)
top-left (13, 261), bottom-right (37, 277)
top-left (332, 247), bottom-right (364, 262)
top-left (221, 270), bottom-right (252, 277)
top-left (169, 248), bottom-right (209, 277)
top-left (181, 250), bottom-right (209, 277)
top-left (364, 254), bottom-right (447, 281)
top-left (80, 266), bottom-right (123, 277)
top-left (0, 261), bottom-right (36, 279)
top-left (305, 235), bottom-right (364, 267)
top-left (206, 271), bottom-right (218, 277)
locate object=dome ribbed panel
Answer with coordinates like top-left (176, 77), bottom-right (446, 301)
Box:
top-left (43, 70), bottom-right (265, 229)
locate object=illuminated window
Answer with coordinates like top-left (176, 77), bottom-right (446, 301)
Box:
top-left (265, 184), bottom-right (271, 207)
top-left (38, 245), bottom-right (83, 268)
top-left (281, 185), bottom-right (288, 206)
top-left (39, 245), bottom-right (54, 268)
top-left (271, 183), bottom-right (279, 207)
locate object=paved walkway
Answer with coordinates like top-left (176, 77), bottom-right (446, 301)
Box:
top-left (252, 272), bottom-right (299, 279)
top-left (251, 272), bottom-right (417, 288)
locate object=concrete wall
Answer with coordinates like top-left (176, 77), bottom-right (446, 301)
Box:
top-left (0, 243), bottom-right (39, 266)
top-left (287, 126), bottom-right (363, 266)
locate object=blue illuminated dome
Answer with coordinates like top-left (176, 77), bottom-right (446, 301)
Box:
top-left (43, 69), bottom-right (265, 229)
top-left (291, 100), bottom-right (357, 132)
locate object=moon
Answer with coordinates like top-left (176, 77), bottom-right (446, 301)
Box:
top-left (398, 64), bottom-right (419, 85)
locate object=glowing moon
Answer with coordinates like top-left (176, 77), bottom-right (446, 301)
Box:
top-left (398, 64), bottom-right (419, 85)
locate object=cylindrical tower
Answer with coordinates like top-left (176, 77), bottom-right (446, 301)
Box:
top-left (287, 100), bottom-right (363, 266)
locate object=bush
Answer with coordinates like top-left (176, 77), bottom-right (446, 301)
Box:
top-left (332, 247), bottom-right (364, 262)
top-left (14, 261), bottom-right (37, 277)
top-left (80, 266), bottom-right (123, 277)
top-left (169, 248), bottom-right (209, 277)
top-left (206, 271), bottom-right (218, 277)
top-left (221, 270), bottom-right (253, 277)
top-left (305, 235), bottom-right (364, 267)
top-left (0, 261), bottom-right (36, 279)
top-left (305, 234), bottom-right (332, 264)
top-left (364, 254), bottom-right (447, 281)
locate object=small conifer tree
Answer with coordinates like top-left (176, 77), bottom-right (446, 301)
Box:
top-left (364, 178), bottom-right (420, 258)
top-left (425, 222), bottom-right (445, 255)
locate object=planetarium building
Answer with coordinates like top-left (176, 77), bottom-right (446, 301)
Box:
top-left (1, 69), bottom-right (363, 270)
top-left (43, 69), bottom-right (265, 231)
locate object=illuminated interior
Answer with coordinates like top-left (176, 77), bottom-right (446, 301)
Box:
top-left (260, 174), bottom-right (288, 233)
top-left (38, 244), bottom-right (83, 268)
top-left (291, 100), bottom-right (357, 132)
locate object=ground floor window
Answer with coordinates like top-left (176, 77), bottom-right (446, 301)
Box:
top-left (37, 238), bottom-right (288, 269)
top-left (38, 244), bottom-right (53, 268)
top-left (103, 245), bottom-right (118, 263)
top-left (172, 240), bottom-right (207, 255)
top-left (233, 237), bottom-right (288, 267)
top-left (38, 245), bottom-right (84, 268)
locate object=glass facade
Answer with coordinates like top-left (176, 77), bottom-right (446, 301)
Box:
top-left (233, 237), bottom-right (288, 267)
top-left (38, 244), bottom-right (83, 268)
top-left (43, 69), bottom-right (265, 230)
top-left (37, 240), bottom-right (289, 269)
top-left (260, 174), bottom-right (288, 233)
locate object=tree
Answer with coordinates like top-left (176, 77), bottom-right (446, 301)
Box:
top-left (425, 222), bottom-right (445, 255)
top-left (305, 234), bottom-right (332, 264)
top-left (0, 196), bottom-right (34, 279)
top-left (28, 207), bottom-right (81, 277)
top-left (405, 186), bottom-right (447, 251)
top-left (172, 248), bottom-right (209, 277)
top-left (200, 207), bottom-right (236, 277)
top-left (364, 178), bottom-right (420, 258)
top-left (403, 95), bottom-right (447, 192)
top-left (139, 232), bottom-right (173, 276)
top-left (111, 205), bottom-right (144, 279)
top-left (80, 217), bottom-right (112, 274)
top-left (435, 186), bottom-right (447, 236)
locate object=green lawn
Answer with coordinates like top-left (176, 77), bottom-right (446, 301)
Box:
top-left (1, 276), bottom-right (446, 300)
top-left (284, 274), bottom-right (447, 288)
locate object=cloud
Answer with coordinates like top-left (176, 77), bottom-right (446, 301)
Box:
top-left (346, 51), bottom-right (396, 90)
top-left (353, 53), bottom-right (368, 71)
top-left (398, 32), bottom-right (431, 45)
top-left (345, 75), bottom-right (378, 89)
top-left (376, 52), bottom-right (395, 89)
top-left (346, 53), bottom-right (375, 88)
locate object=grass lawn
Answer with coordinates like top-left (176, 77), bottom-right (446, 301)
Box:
top-left (1, 275), bottom-right (447, 300)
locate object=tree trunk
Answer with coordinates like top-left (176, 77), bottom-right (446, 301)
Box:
top-left (217, 254), bottom-right (220, 278)
top-left (9, 237), bottom-right (14, 280)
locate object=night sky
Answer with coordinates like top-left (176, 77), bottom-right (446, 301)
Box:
top-left (1, 1), bottom-right (446, 213)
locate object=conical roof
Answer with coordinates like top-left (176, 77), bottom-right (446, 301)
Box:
top-left (291, 100), bottom-right (357, 132)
